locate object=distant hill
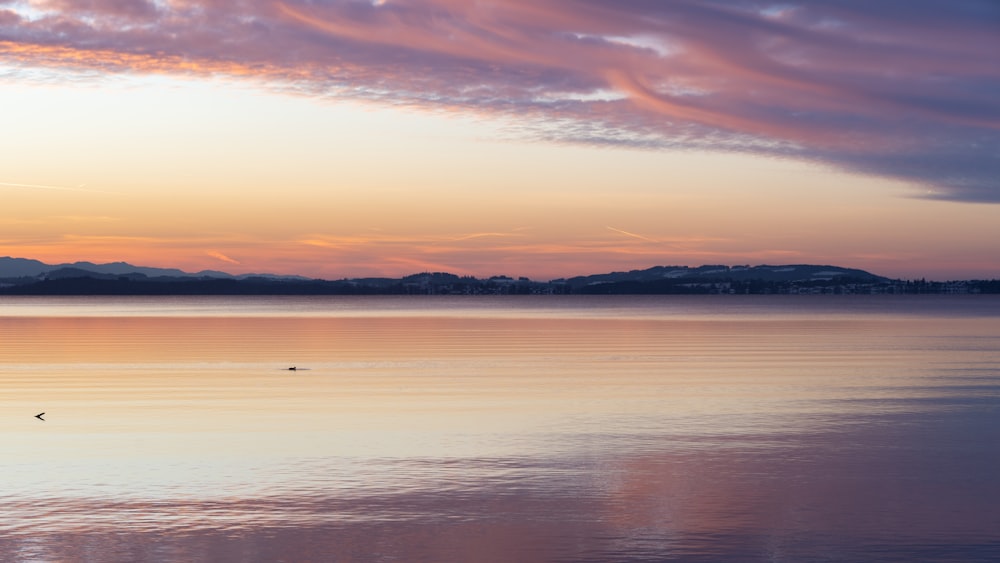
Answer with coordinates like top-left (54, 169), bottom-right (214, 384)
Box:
top-left (1, 256), bottom-right (995, 294)
top-left (0, 256), bottom-right (306, 281)
top-left (553, 264), bottom-right (890, 293)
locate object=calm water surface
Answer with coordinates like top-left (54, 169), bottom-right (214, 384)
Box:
top-left (1, 295), bottom-right (999, 561)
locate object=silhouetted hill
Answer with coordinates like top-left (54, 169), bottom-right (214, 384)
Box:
top-left (553, 264), bottom-right (890, 293)
top-left (0, 257), bottom-right (51, 277)
top-left (0, 256), bottom-right (306, 281)
top-left (0, 257), bottom-right (996, 294)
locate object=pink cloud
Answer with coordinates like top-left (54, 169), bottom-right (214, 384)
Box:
top-left (37, 0), bottom-right (159, 19)
top-left (205, 250), bottom-right (240, 265)
top-left (2, 1), bottom-right (997, 201)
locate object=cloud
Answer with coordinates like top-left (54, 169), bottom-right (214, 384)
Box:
top-left (446, 232), bottom-right (526, 242)
top-left (205, 250), bottom-right (240, 264)
top-left (606, 226), bottom-right (658, 243)
top-left (1, 1), bottom-right (997, 201)
top-left (289, 228), bottom-right (777, 279)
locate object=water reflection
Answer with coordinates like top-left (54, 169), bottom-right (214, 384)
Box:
top-left (4, 406), bottom-right (1000, 561)
top-left (1, 297), bottom-right (999, 561)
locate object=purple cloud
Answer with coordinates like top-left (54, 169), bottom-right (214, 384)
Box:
top-left (2, 0), bottom-right (997, 201)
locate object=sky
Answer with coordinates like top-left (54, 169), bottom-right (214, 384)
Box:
top-left (1, 0), bottom-right (998, 281)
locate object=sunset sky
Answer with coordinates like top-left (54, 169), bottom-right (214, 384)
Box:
top-left (1, 0), bottom-right (998, 281)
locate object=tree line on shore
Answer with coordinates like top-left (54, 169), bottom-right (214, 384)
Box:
top-left (1, 270), bottom-right (997, 295)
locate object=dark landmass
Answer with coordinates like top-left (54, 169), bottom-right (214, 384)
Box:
top-left (0, 257), bottom-right (997, 295)
top-left (0, 256), bottom-right (307, 281)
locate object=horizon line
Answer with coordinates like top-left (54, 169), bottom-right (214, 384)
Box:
top-left (1, 255), bottom-right (994, 284)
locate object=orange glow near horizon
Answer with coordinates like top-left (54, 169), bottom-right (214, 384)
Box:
top-left (3, 109), bottom-right (999, 282)
top-left (2, 1), bottom-right (998, 281)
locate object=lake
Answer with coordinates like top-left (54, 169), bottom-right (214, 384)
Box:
top-left (1, 295), bottom-right (999, 561)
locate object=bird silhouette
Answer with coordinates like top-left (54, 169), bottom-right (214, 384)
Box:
top-left (288, 366), bottom-right (297, 371)
top-left (35, 412), bottom-right (45, 421)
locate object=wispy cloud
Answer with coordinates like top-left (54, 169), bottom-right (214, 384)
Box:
top-left (606, 226), bottom-right (658, 243)
top-left (290, 227), bottom-right (768, 278)
top-left (300, 230), bottom-right (527, 249)
top-left (446, 232), bottom-right (527, 242)
top-left (205, 250), bottom-right (240, 265)
top-left (2, 1), bottom-right (997, 201)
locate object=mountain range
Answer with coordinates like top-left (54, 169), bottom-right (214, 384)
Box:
top-left (0, 257), bottom-right (308, 281)
top-left (1, 256), bottom-right (886, 284)
top-left (554, 264), bottom-right (888, 287)
top-left (0, 256), bottom-right (994, 295)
